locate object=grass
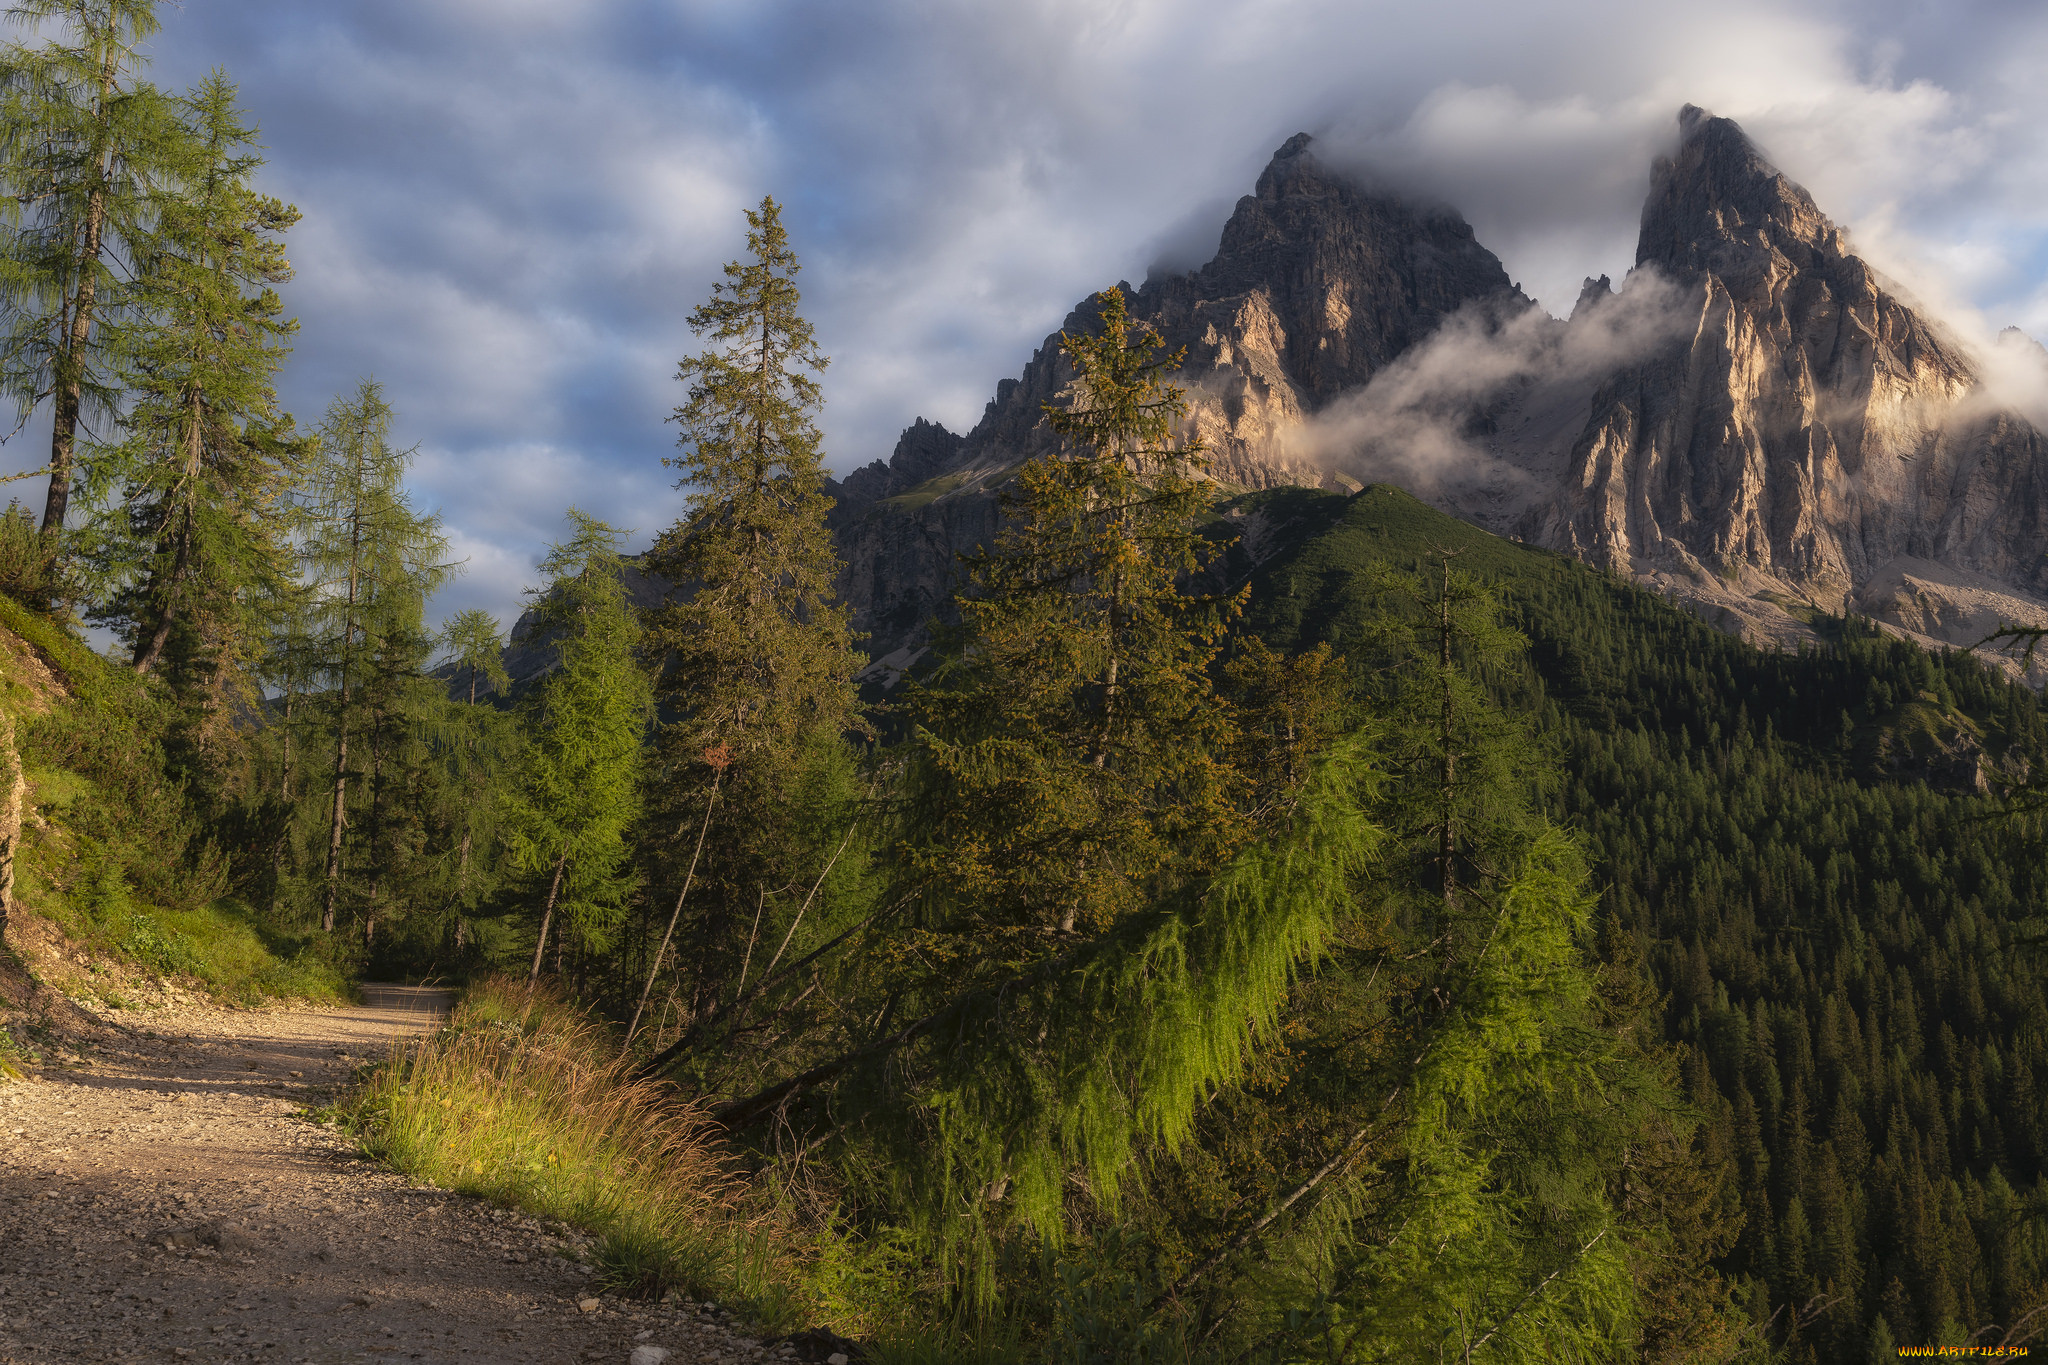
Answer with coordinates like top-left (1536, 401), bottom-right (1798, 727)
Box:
top-left (340, 977), bottom-right (822, 1330)
top-left (883, 471), bottom-right (969, 511)
top-left (0, 589), bottom-right (349, 1008)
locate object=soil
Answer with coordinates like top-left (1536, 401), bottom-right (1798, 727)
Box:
top-left (0, 992), bottom-right (793, 1365)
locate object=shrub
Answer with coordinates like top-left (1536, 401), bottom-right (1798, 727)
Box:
top-left (0, 503), bottom-right (51, 607)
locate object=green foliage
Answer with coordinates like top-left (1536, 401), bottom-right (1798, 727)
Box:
top-left (440, 607), bottom-right (509, 703)
top-left (78, 70), bottom-right (304, 690)
top-left (645, 194), bottom-right (858, 776)
top-left (285, 380), bottom-right (454, 939)
top-left (636, 195), bottom-right (865, 1040)
top-left (905, 285), bottom-right (1241, 940)
top-left (1242, 483), bottom-right (2048, 1360)
top-left (0, 500), bottom-right (50, 602)
top-left (0, 0), bottom-right (185, 568)
top-left (503, 509), bottom-right (650, 965)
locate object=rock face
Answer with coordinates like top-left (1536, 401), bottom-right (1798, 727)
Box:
top-left (1536, 106), bottom-right (2048, 656)
top-left (830, 133), bottom-right (1528, 670)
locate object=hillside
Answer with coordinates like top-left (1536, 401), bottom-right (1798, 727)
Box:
top-left (1237, 484), bottom-right (2048, 1356)
top-left (0, 591), bottom-right (344, 1045)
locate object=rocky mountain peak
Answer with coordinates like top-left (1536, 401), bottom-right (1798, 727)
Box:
top-left (1636, 105), bottom-right (1844, 284)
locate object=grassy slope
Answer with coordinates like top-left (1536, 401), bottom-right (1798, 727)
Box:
top-left (0, 592), bottom-right (346, 1013)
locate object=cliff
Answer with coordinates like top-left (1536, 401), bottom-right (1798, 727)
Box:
top-left (1535, 106), bottom-right (2048, 658)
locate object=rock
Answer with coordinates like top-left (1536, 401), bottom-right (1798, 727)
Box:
top-left (628, 1349), bottom-right (671, 1365)
top-left (773, 1329), bottom-right (865, 1364)
top-left (148, 1220), bottom-right (256, 1254)
top-left (578, 1297), bottom-right (601, 1313)
top-left (1537, 106), bottom-right (2048, 657)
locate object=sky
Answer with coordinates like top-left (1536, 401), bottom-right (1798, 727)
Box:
top-left (19, 0), bottom-right (2048, 633)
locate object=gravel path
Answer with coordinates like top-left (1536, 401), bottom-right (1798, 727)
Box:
top-left (0, 997), bottom-right (791, 1365)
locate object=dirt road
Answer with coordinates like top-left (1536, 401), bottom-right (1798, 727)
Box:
top-left (0, 995), bottom-right (788, 1365)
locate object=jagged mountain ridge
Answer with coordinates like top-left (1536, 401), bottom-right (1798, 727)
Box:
top-left (832, 108), bottom-right (2048, 676)
top-left (831, 133), bottom-right (1532, 676)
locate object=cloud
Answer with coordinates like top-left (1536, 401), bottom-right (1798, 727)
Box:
top-left (1287, 269), bottom-right (1696, 504)
top-left (15, 0), bottom-right (2022, 633)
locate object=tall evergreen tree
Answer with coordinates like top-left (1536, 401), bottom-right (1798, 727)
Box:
top-left (79, 71), bottom-right (303, 688)
top-left (638, 195), bottom-right (861, 1025)
top-left (504, 509), bottom-right (649, 983)
top-left (904, 284), bottom-right (1243, 941)
top-left (0, 0), bottom-right (183, 566)
top-left (294, 381), bottom-right (450, 934)
top-left (707, 287), bottom-right (1377, 1312)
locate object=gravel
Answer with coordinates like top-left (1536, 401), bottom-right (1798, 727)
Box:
top-left (0, 996), bottom-right (785, 1364)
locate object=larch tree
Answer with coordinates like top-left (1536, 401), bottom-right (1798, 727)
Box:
top-left (639, 195), bottom-right (861, 1030)
top-left (80, 71), bottom-right (303, 697)
top-left (503, 509), bottom-right (649, 984)
top-left (295, 381), bottom-right (450, 935)
top-left (0, 0), bottom-right (183, 574)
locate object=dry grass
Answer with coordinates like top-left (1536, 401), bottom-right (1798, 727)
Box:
top-left (343, 977), bottom-right (812, 1325)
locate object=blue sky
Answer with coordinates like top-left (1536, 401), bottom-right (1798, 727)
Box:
top-left (23, 0), bottom-right (2048, 633)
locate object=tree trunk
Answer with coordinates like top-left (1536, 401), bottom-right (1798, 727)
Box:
top-left (41, 49), bottom-right (118, 557)
top-left (527, 853), bottom-right (566, 985)
top-left (321, 511), bottom-right (366, 933)
top-left (623, 769), bottom-right (721, 1050)
top-left (320, 705), bottom-right (348, 933)
top-left (0, 707), bottom-right (23, 947)
top-left (133, 390), bottom-right (206, 673)
top-left (132, 521), bottom-right (193, 673)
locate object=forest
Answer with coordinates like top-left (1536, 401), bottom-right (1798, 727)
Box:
top-left (0, 4), bottom-right (2040, 1364)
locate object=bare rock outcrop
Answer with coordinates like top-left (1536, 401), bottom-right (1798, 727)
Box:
top-left (1537, 106), bottom-right (2048, 656)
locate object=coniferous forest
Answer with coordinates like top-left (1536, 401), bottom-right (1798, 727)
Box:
top-left (0, 5), bottom-right (2040, 1364)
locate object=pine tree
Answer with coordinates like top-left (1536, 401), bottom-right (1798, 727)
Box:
top-left (295, 381), bottom-right (451, 935)
top-left (645, 194), bottom-right (855, 773)
top-left (78, 72), bottom-right (303, 696)
top-left (504, 509), bottom-right (649, 984)
top-left (440, 607), bottom-right (507, 705)
top-left (0, 0), bottom-right (184, 570)
top-left (709, 287), bottom-right (1379, 1310)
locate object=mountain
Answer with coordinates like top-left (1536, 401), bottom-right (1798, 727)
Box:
top-left (1534, 106), bottom-right (2048, 656)
top-left (828, 133), bottom-right (1529, 679)
top-left (830, 108), bottom-right (2048, 679)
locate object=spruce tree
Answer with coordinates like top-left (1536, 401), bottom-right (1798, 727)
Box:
top-left (504, 509), bottom-right (650, 983)
top-left (79, 72), bottom-right (303, 690)
top-left (295, 381), bottom-right (451, 934)
top-left (905, 285), bottom-right (1242, 941)
top-left (639, 195), bottom-right (861, 1024)
top-left (0, 0), bottom-right (183, 568)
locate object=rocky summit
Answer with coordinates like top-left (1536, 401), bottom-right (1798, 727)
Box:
top-left (827, 107), bottom-right (2048, 677)
top-left (1536, 105), bottom-right (2048, 656)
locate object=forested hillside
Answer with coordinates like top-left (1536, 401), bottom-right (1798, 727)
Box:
top-left (1241, 484), bottom-right (2048, 1360)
